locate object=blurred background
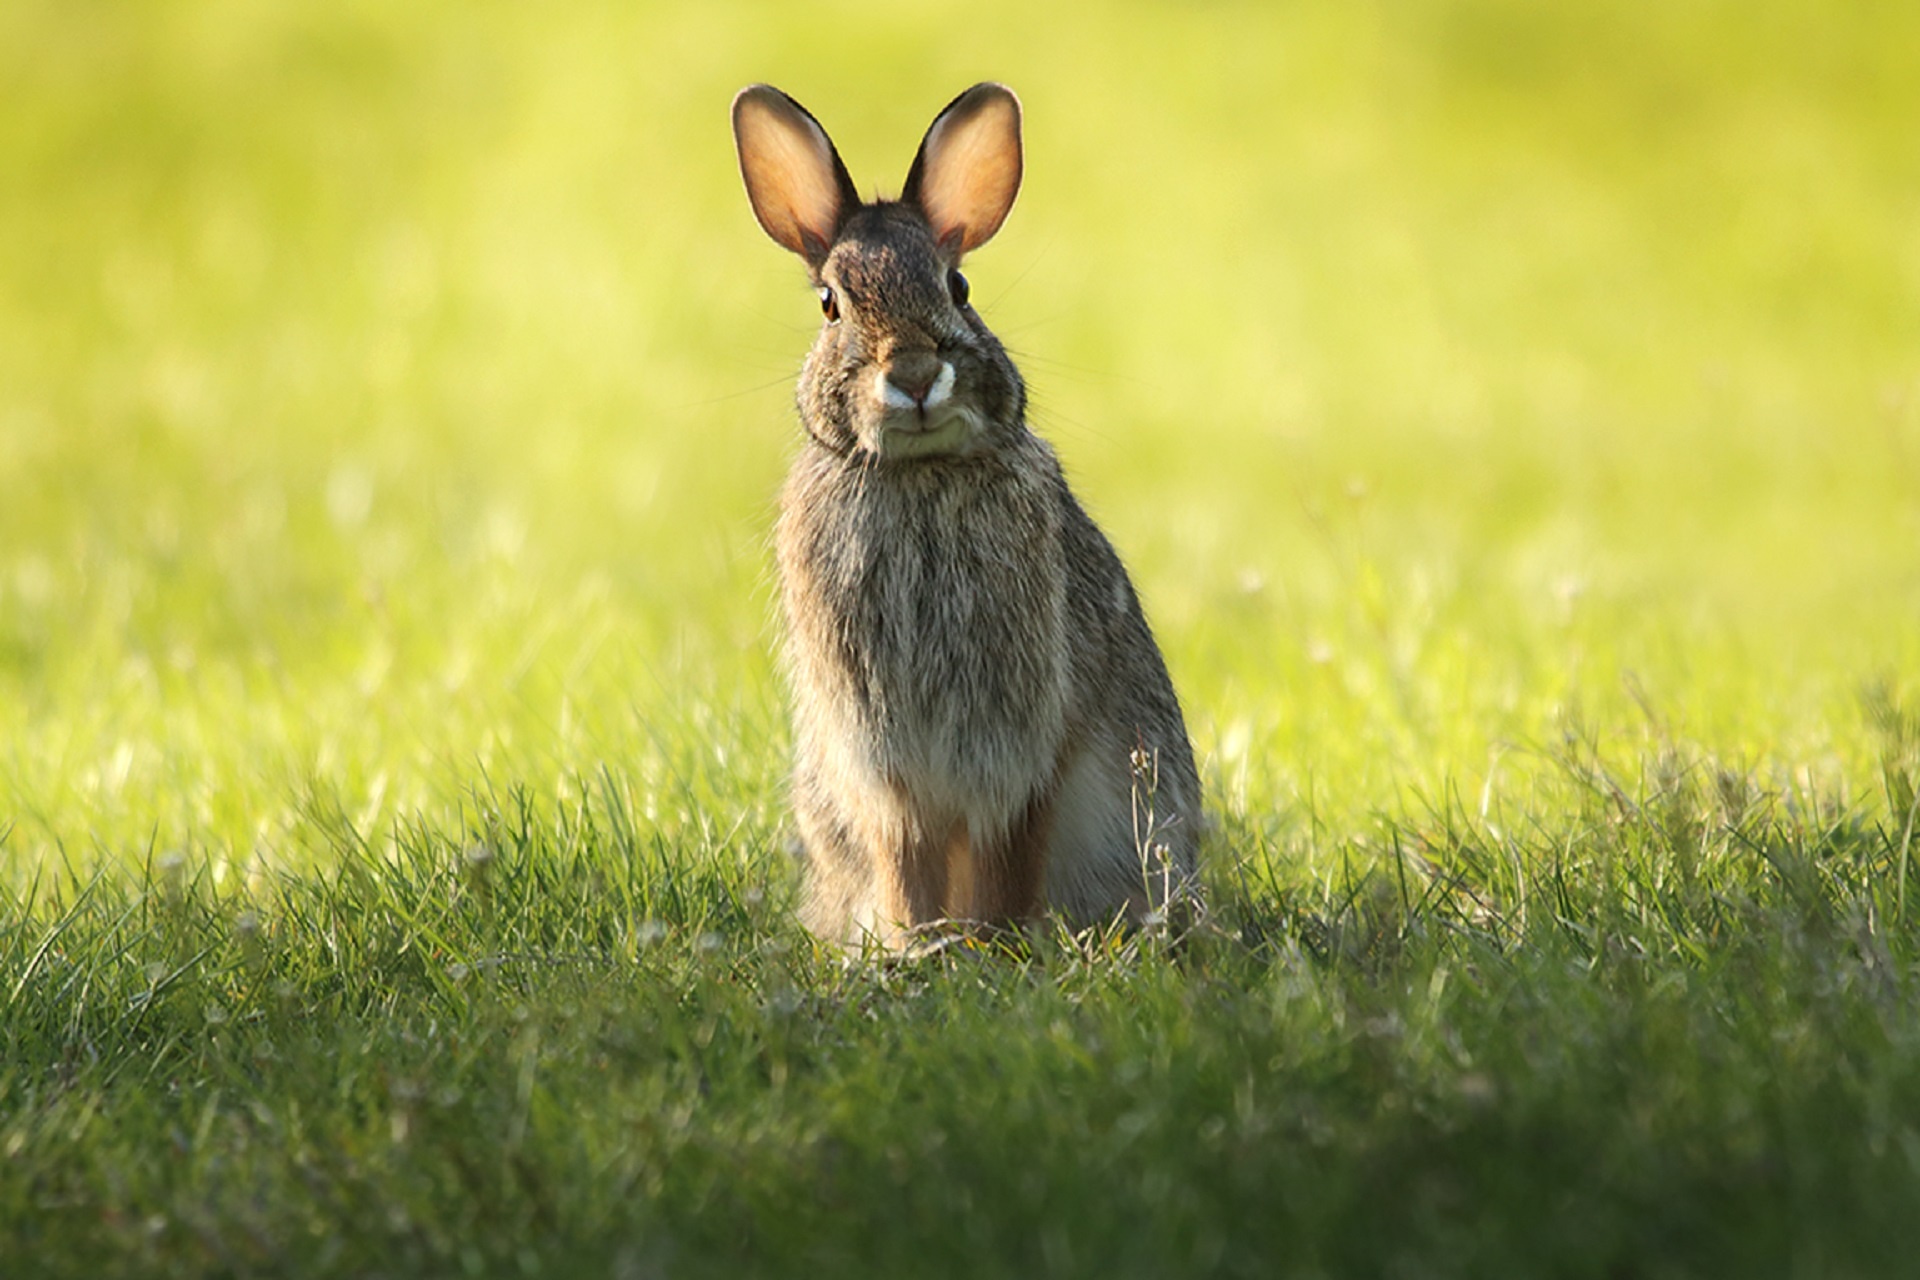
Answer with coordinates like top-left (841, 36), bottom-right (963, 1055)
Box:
top-left (2, 0), bottom-right (1916, 879)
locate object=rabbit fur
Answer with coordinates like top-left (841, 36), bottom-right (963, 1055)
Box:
top-left (732, 82), bottom-right (1200, 949)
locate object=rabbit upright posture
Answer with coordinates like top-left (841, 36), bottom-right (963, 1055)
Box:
top-left (732, 82), bottom-right (1200, 950)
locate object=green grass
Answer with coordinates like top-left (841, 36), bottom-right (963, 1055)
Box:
top-left (5, 0), bottom-right (1920, 1274)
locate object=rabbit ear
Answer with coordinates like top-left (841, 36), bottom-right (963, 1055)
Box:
top-left (733, 86), bottom-right (861, 266)
top-left (902, 83), bottom-right (1023, 256)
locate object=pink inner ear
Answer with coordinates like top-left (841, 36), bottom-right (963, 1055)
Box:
top-left (735, 90), bottom-right (846, 259)
top-left (916, 92), bottom-right (1021, 254)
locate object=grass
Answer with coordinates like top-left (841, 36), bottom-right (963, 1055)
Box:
top-left (4, 0), bottom-right (1920, 1274)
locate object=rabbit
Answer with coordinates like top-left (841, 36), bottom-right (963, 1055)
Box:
top-left (731, 82), bottom-right (1201, 950)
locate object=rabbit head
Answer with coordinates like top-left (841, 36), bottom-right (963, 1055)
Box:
top-left (732, 83), bottom-right (1027, 461)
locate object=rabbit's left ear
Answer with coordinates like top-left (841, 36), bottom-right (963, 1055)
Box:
top-left (903, 84), bottom-right (1022, 256)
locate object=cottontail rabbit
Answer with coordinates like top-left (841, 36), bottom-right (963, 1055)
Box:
top-left (732, 83), bottom-right (1200, 949)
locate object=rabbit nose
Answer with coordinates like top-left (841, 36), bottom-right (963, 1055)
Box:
top-left (885, 352), bottom-right (946, 405)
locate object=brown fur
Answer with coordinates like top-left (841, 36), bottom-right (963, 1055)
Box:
top-left (733, 83), bottom-right (1200, 950)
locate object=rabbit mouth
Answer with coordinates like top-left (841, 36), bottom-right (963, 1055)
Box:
top-left (876, 408), bottom-right (979, 459)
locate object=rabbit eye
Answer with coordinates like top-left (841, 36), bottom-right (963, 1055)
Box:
top-left (817, 286), bottom-right (839, 323)
top-left (947, 269), bottom-right (970, 308)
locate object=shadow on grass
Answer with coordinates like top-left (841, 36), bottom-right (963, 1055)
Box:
top-left (5, 696), bottom-right (1920, 1277)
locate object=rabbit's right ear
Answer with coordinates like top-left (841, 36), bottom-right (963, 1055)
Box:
top-left (733, 86), bottom-right (860, 267)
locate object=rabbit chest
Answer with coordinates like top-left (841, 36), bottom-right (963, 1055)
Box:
top-left (778, 447), bottom-right (1072, 820)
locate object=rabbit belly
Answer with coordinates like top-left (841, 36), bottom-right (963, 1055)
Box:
top-left (873, 652), bottom-right (1064, 830)
top-left (806, 550), bottom-right (1069, 842)
top-left (788, 608), bottom-right (1067, 943)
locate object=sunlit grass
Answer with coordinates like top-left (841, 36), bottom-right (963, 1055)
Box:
top-left (3, 0), bottom-right (1919, 1274)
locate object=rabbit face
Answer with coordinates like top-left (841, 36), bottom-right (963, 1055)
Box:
top-left (733, 82), bottom-right (1027, 462)
top-left (801, 204), bottom-right (1025, 461)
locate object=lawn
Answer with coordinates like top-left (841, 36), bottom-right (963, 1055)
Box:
top-left (4, 1), bottom-right (1920, 1275)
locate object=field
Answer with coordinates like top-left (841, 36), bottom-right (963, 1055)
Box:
top-left (5, 0), bottom-right (1920, 1274)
